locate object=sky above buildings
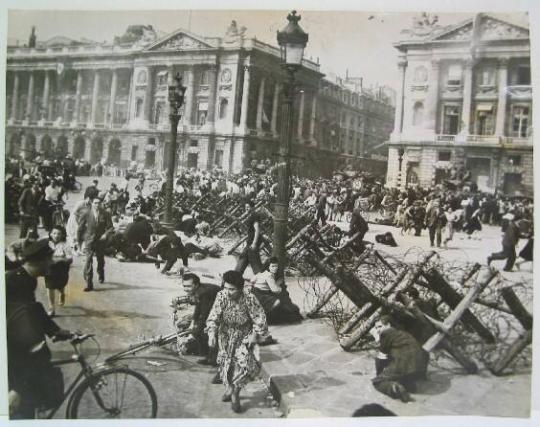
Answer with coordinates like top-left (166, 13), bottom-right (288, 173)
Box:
top-left (6, 9), bottom-right (529, 92)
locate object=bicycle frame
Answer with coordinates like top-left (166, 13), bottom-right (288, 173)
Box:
top-left (46, 349), bottom-right (94, 419)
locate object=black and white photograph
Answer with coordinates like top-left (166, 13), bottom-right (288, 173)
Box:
top-left (1, 0), bottom-right (537, 423)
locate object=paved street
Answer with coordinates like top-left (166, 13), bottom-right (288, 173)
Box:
top-left (4, 175), bottom-right (280, 418)
top-left (4, 175), bottom-right (533, 418)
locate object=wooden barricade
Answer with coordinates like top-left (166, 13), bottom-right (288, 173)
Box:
top-left (490, 286), bottom-right (533, 376)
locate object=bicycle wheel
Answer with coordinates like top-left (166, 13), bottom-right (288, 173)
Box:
top-left (67, 367), bottom-right (157, 419)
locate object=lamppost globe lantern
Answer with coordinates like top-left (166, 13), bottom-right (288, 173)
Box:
top-left (272, 10), bottom-right (309, 276)
top-left (277, 10), bottom-right (309, 69)
top-left (168, 73), bottom-right (186, 110)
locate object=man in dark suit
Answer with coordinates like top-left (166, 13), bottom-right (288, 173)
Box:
top-left (180, 273), bottom-right (220, 365)
top-left (83, 179), bottom-right (99, 201)
top-left (424, 199), bottom-right (446, 248)
top-left (77, 197), bottom-right (114, 291)
top-left (371, 315), bottom-right (428, 403)
top-left (18, 180), bottom-right (42, 238)
top-left (349, 208), bottom-right (369, 254)
top-left (488, 213), bottom-right (521, 272)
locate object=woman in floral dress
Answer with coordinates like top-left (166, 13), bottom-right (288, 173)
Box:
top-left (206, 270), bottom-right (268, 413)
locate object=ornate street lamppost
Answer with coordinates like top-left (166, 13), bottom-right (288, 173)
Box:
top-left (273, 10), bottom-right (309, 271)
top-left (163, 73), bottom-right (187, 226)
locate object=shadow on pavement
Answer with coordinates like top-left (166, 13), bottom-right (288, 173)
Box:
top-left (415, 372), bottom-right (452, 395)
top-left (61, 305), bottom-right (160, 320)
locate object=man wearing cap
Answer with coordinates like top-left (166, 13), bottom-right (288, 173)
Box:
top-left (17, 179), bottom-right (42, 239)
top-left (6, 239), bottom-right (72, 418)
top-left (77, 197), bottom-right (114, 291)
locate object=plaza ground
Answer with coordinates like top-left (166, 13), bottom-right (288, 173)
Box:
top-left (3, 175), bottom-right (533, 418)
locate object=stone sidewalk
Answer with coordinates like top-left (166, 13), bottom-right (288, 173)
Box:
top-left (258, 317), bottom-right (531, 418)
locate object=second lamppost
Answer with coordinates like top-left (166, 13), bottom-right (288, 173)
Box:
top-left (163, 73), bottom-right (187, 227)
top-left (273, 10), bottom-right (309, 271)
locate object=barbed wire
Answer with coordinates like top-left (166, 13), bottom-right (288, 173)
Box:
top-left (297, 246), bottom-right (532, 374)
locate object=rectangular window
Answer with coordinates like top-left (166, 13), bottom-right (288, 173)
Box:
top-left (508, 155), bottom-right (522, 166)
top-left (512, 106), bottom-right (530, 137)
top-left (190, 140), bottom-right (198, 147)
top-left (214, 149), bottom-right (223, 167)
top-left (516, 66), bottom-right (531, 85)
top-left (475, 104), bottom-right (495, 136)
top-left (447, 65), bottom-right (462, 86)
top-left (443, 105), bottom-right (460, 135)
top-left (438, 151), bottom-right (451, 161)
top-left (131, 145), bottom-right (138, 161)
top-left (480, 67), bottom-right (495, 85)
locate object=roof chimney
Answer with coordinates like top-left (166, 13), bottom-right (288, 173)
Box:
top-left (29, 26), bottom-right (36, 48)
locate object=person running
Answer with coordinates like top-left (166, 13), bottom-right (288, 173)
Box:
top-left (235, 200), bottom-right (264, 275)
top-left (487, 213), bottom-right (521, 272)
top-left (45, 226), bottom-right (73, 316)
top-left (206, 270), bottom-right (269, 413)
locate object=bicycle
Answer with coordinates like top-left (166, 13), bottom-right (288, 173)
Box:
top-left (42, 333), bottom-right (158, 419)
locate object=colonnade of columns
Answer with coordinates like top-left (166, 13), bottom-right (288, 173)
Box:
top-left (8, 68), bottom-right (131, 126)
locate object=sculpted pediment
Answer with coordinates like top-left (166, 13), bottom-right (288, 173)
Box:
top-left (435, 23), bottom-right (473, 41)
top-left (479, 16), bottom-right (529, 40)
top-left (433, 15), bottom-right (529, 42)
top-left (146, 30), bottom-right (214, 51)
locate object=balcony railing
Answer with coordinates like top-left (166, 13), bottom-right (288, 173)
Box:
top-left (436, 134), bottom-right (456, 142)
top-left (466, 135), bottom-right (500, 144)
top-left (433, 134), bottom-right (533, 147)
top-left (501, 136), bottom-right (533, 146)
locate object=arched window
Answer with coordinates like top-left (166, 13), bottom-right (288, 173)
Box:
top-left (219, 98), bottom-right (229, 120)
top-left (412, 101), bottom-right (424, 126)
top-left (135, 98), bottom-right (143, 118)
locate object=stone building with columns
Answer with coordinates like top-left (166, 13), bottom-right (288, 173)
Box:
top-left (6, 22), bottom-right (395, 177)
top-left (387, 14), bottom-right (532, 196)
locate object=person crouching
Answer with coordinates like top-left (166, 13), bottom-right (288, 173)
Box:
top-left (370, 315), bottom-right (428, 403)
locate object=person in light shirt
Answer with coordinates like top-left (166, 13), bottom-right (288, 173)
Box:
top-left (249, 257), bottom-right (302, 325)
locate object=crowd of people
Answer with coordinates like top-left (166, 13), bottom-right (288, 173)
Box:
top-left (5, 151), bottom-right (535, 417)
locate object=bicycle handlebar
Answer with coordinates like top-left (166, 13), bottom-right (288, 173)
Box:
top-left (57, 333), bottom-right (95, 345)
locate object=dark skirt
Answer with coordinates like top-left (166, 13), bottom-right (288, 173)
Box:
top-left (251, 288), bottom-right (280, 313)
top-left (45, 262), bottom-right (70, 290)
top-left (519, 238), bottom-right (533, 261)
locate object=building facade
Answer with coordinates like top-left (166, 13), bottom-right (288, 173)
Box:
top-left (314, 75), bottom-right (394, 164)
top-left (6, 22), bottom-right (393, 177)
top-left (387, 14), bottom-right (532, 196)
